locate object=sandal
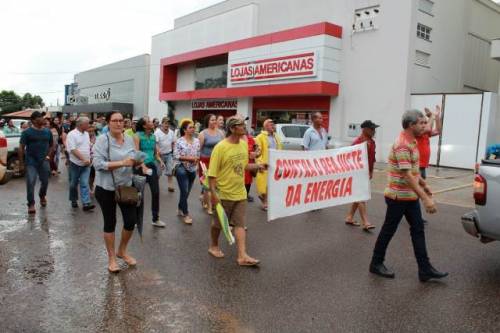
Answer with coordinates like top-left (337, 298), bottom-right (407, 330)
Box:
top-left (345, 220), bottom-right (360, 226)
top-left (363, 224), bottom-right (376, 232)
top-left (108, 263), bottom-right (121, 273)
top-left (208, 248), bottom-right (225, 258)
top-left (238, 257), bottom-right (260, 267)
top-left (168, 187), bottom-right (175, 193)
top-left (183, 216), bottom-right (193, 225)
top-left (116, 254), bottom-right (137, 266)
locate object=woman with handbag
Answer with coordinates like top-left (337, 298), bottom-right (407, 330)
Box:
top-left (134, 117), bottom-right (166, 228)
top-left (174, 119), bottom-right (200, 224)
top-left (93, 111), bottom-right (142, 273)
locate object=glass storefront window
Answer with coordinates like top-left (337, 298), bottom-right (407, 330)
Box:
top-left (256, 110), bottom-right (313, 130)
top-left (195, 56), bottom-right (228, 90)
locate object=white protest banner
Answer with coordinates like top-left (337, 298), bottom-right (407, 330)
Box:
top-left (267, 143), bottom-right (371, 221)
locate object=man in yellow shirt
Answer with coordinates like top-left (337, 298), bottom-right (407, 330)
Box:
top-left (208, 117), bottom-right (266, 266)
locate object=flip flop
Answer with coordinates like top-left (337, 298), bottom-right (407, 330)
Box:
top-left (116, 254), bottom-right (137, 266)
top-left (363, 224), bottom-right (376, 232)
top-left (345, 220), bottom-right (360, 226)
top-left (208, 248), bottom-right (225, 258)
top-left (237, 258), bottom-right (260, 267)
top-left (108, 265), bottom-right (121, 273)
top-left (168, 187), bottom-right (175, 192)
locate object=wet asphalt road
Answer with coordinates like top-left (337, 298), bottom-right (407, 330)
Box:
top-left (1, 172), bottom-right (500, 333)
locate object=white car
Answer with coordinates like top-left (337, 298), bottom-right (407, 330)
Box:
top-left (274, 124), bottom-right (349, 150)
top-left (0, 130), bottom-right (13, 184)
top-left (6, 131), bottom-right (23, 177)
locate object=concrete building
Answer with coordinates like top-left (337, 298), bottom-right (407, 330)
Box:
top-left (148, 0), bottom-right (500, 164)
top-left (64, 54), bottom-right (150, 118)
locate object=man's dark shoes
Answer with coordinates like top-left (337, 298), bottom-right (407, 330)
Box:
top-left (419, 266), bottom-right (448, 282)
top-left (83, 203), bottom-right (95, 211)
top-left (369, 263), bottom-right (395, 279)
top-left (71, 201), bottom-right (78, 208)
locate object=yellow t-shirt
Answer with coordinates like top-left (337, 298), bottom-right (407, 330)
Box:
top-left (208, 139), bottom-right (248, 201)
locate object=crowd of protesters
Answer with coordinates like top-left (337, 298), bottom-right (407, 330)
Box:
top-left (8, 104), bottom-right (449, 281)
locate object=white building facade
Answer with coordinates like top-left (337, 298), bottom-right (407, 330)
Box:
top-left (149, 0), bottom-right (500, 164)
top-left (65, 54), bottom-right (150, 118)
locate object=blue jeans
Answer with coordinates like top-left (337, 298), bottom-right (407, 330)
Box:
top-left (372, 198), bottom-right (431, 271)
top-left (69, 162), bottom-right (91, 205)
top-left (26, 161), bottom-right (50, 206)
top-left (175, 165), bottom-right (196, 215)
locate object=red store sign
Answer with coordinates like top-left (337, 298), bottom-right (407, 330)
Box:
top-left (192, 99), bottom-right (238, 110)
top-left (230, 52), bottom-right (317, 84)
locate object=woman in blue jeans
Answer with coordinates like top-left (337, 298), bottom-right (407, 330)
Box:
top-left (174, 120), bottom-right (200, 224)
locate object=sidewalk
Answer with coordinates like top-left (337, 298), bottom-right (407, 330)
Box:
top-left (371, 163), bottom-right (475, 208)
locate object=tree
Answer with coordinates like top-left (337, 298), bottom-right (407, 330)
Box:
top-left (0, 90), bottom-right (45, 115)
top-left (0, 90), bottom-right (23, 114)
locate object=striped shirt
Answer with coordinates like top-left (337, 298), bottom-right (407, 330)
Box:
top-left (384, 131), bottom-right (420, 201)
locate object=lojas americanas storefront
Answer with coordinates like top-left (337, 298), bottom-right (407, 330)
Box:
top-left (158, 22), bottom-right (342, 131)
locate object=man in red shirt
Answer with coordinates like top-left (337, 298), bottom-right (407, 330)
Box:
top-left (416, 105), bottom-right (442, 179)
top-left (345, 120), bottom-right (379, 231)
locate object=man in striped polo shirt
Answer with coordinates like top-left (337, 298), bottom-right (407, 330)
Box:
top-left (369, 110), bottom-right (448, 283)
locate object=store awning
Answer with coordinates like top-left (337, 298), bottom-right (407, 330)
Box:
top-left (62, 102), bottom-right (133, 114)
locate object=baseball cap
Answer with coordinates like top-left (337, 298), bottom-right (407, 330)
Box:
top-left (360, 120), bottom-right (380, 129)
top-left (226, 117), bottom-right (245, 129)
top-left (30, 111), bottom-right (46, 120)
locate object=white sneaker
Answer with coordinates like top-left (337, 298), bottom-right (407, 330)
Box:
top-left (152, 220), bottom-right (166, 228)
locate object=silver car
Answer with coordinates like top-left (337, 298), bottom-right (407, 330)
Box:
top-left (274, 124), bottom-right (349, 150)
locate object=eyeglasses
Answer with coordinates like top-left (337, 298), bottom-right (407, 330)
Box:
top-left (110, 119), bottom-right (124, 123)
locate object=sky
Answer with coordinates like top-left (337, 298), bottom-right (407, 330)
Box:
top-left (1, 0), bottom-right (499, 107)
top-left (0, 0), bottom-right (225, 106)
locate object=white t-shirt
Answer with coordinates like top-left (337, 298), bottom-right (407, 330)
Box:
top-left (66, 129), bottom-right (91, 166)
top-left (154, 128), bottom-right (176, 155)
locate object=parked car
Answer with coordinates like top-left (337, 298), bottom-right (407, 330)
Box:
top-left (5, 131), bottom-right (23, 177)
top-left (274, 124), bottom-right (349, 150)
top-left (461, 158), bottom-right (500, 243)
top-left (0, 130), bottom-right (13, 185)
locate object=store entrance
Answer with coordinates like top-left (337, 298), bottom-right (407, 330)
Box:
top-left (192, 109), bottom-right (236, 124)
top-left (254, 110), bottom-right (329, 132)
top-left (252, 96), bottom-right (331, 132)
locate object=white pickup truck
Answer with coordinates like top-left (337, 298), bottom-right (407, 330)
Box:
top-left (461, 159), bottom-right (500, 243)
top-left (0, 130), bottom-right (13, 184)
top-left (5, 132), bottom-right (23, 177)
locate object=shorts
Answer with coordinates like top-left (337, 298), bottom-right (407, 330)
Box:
top-left (212, 199), bottom-right (247, 229)
top-left (161, 153), bottom-right (174, 176)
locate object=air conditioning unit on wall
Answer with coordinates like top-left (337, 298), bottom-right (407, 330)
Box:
top-left (352, 5), bottom-right (380, 33)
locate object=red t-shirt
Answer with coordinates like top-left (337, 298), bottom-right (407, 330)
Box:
top-left (416, 134), bottom-right (430, 168)
top-left (353, 135), bottom-right (376, 174)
